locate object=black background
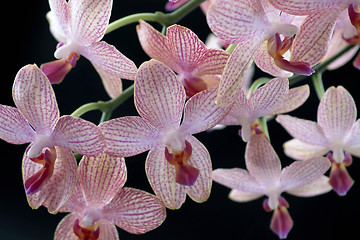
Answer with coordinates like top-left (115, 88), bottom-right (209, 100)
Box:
top-left (1, 1), bottom-right (360, 240)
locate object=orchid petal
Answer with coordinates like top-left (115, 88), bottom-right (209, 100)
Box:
top-left (51, 115), bottom-right (105, 156)
top-left (24, 146), bottom-right (77, 213)
top-left (181, 87), bottom-right (230, 135)
top-left (267, 0), bottom-right (343, 15)
top-left (82, 41), bottom-right (137, 81)
top-left (283, 139), bottom-right (329, 160)
top-left (290, 7), bottom-right (345, 66)
top-left (68, 0), bottom-right (112, 45)
top-left (145, 146), bottom-right (186, 209)
top-left (220, 89), bottom-right (249, 125)
top-left (48, 0), bottom-right (70, 39)
top-left (12, 65), bottom-right (59, 135)
top-left (345, 120), bottom-right (360, 155)
top-left (245, 134), bottom-right (281, 186)
top-left (193, 48), bottom-right (229, 76)
top-left (54, 213), bottom-right (81, 240)
top-left (58, 181), bottom-right (86, 213)
top-left (286, 176), bottom-right (332, 197)
top-left (185, 136), bottom-right (212, 203)
top-left (280, 157), bottom-right (330, 192)
top-left (91, 63), bottom-right (123, 99)
top-left (78, 153), bottom-right (127, 206)
top-left (135, 60), bottom-right (186, 130)
top-left (317, 86), bottom-right (357, 139)
top-left (100, 116), bottom-right (160, 157)
top-left (276, 115), bottom-right (328, 146)
top-left (0, 105), bottom-right (36, 144)
top-left (228, 189), bottom-right (263, 202)
top-left (103, 187), bottom-right (166, 234)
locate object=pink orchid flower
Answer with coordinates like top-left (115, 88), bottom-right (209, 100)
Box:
top-left (0, 65), bottom-right (105, 212)
top-left (42, 0), bottom-right (137, 98)
top-left (136, 20), bottom-right (229, 97)
top-left (165, 0), bottom-right (213, 13)
top-left (220, 77), bottom-right (309, 142)
top-left (213, 133), bottom-right (331, 239)
top-left (207, 0), bottom-right (314, 106)
top-left (276, 86), bottom-right (360, 196)
top-left (99, 59), bottom-right (230, 209)
top-left (268, 0), bottom-right (360, 70)
top-left (54, 152), bottom-right (166, 240)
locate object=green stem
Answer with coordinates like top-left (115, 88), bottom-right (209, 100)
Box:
top-left (258, 117), bottom-right (270, 142)
top-left (225, 44), bottom-right (237, 54)
top-left (311, 72), bottom-right (325, 100)
top-left (247, 77), bottom-right (271, 98)
top-left (106, 13), bottom-right (161, 34)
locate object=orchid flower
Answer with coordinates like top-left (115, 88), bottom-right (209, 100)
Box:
top-left (276, 86), bottom-right (360, 196)
top-left (212, 133), bottom-right (331, 239)
top-left (54, 152), bottom-right (166, 240)
top-left (0, 65), bottom-right (105, 212)
top-left (220, 77), bottom-right (309, 142)
top-left (207, 0), bottom-right (314, 106)
top-left (165, 0), bottom-right (213, 13)
top-left (268, 0), bottom-right (360, 70)
top-left (42, 0), bottom-right (137, 98)
top-left (99, 59), bottom-right (230, 209)
top-left (136, 20), bottom-right (229, 97)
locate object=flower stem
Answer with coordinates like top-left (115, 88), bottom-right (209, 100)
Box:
top-left (311, 72), bottom-right (325, 100)
top-left (247, 77), bottom-right (271, 98)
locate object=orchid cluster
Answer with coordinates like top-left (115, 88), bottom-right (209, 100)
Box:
top-left (1, 0), bottom-right (360, 239)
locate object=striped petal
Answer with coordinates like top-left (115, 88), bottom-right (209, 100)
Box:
top-left (51, 115), bottom-right (105, 156)
top-left (134, 60), bottom-right (186, 130)
top-left (0, 105), bottom-right (36, 144)
top-left (78, 153), bottom-right (127, 206)
top-left (12, 65), bottom-right (59, 135)
top-left (317, 86), bottom-right (357, 140)
top-left (24, 146), bottom-right (77, 213)
top-left (145, 146), bottom-right (187, 209)
top-left (283, 139), bottom-right (329, 160)
top-left (268, 0), bottom-right (344, 15)
top-left (91, 63), bottom-right (123, 99)
top-left (68, 0), bottom-right (112, 44)
top-left (181, 87), bottom-right (230, 135)
top-left (48, 0), bottom-right (70, 40)
top-left (103, 187), bottom-right (166, 234)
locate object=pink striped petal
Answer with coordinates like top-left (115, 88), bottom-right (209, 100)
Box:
top-left (207, 0), bottom-right (268, 43)
top-left (185, 136), bottom-right (212, 203)
top-left (345, 120), bottom-right (360, 151)
top-left (68, 0), bottom-right (112, 44)
top-left (78, 153), bottom-right (127, 206)
top-left (181, 87), bottom-right (230, 135)
top-left (216, 37), bottom-right (263, 107)
top-left (229, 189), bottom-right (263, 202)
top-left (245, 134), bottom-right (281, 186)
top-left (145, 146), bottom-right (187, 209)
top-left (48, 0), bottom-right (70, 40)
top-left (276, 115), bottom-right (328, 146)
top-left (193, 48), bottom-right (229, 76)
top-left (12, 65), bottom-right (59, 135)
top-left (58, 181), bottom-right (86, 213)
top-left (135, 60), bottom-right (186, 130)
top-left (283, 139), bottom-right (329, 160)
top-left (0, 105), bottom-right (35, 144)
top-left (286, 176), bottom-right (331, 197)
top-left (290, 7), bottom-right (345, 66)
top-left (249, 78), bottom-right (289, 118)
top-left (103, 187), bottom-right (166, 234)
top-left (51, 115), bottom-right (105, 156)
top-left (99, 116), bottom-right (160, 157)
top-left (317, 86), bottom-right (357, 139)
top-left (24, 146), bottom-right (77, 213)
top-left (280, 157), bottom-right (330, 192)
top-left (82, 41), bottom-right (137, 81)
top-left (268, 0), bottom-right (343, 15)
top-left (220, 89), bottom-right (249, 125)
top-left (91, 63), bottom-right (123, 99)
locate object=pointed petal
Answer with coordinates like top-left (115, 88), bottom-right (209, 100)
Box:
top-left (245, 134), bottom-right (282, 185)
top-left (51, 115), bottom-right (105, 156)
top-left (24, 146), bottom-right (77, 213)
top-left (290, 7), bottom-right (345, 66)
top-left (276, 115), bottom-right (328, 146)
top-left (181, 87), bottom-right (230, 135)
top-left (228, 189), bottom-right (263, 202)
top-left (145, 146), bottom-right (186, 209)
top-left (270, 206), bottom-right (293, 239)
top-left (286, 176), bottom-right (332, 197)
top-left (58, 181), bottom-right (86, 213)
top-left (280, 157), bottom-right (330, 192)
top-left (193, 48), bottom-right (229, 76)
top-left (48, 0), bottom-right (70, 39)
top-left (185, 136), bottom-right (212, 203)
top-left (207, 0), bottom-right (268, 43)
top-left (269, 85), bottom-right (310, 115)
top-left (99, 116), bottom-right (160, 157)
top-left (345, 120), bottom-right (360, 155)
top-left (91, 63), bottom-right (123, 99)
top-left (135, 60), bottom-right (186, 130)
top-left (68, 0), bottom-right (112, 44)
top-left (78, 153), bottom-right (127, 206)
top-left (54, 213), bottom-right (81, 240)
top-left (329, 162), bottom-right (354, 196)
top-left (103, 187), bottom-right (166, 234)
top-left (212, 168), bottom-right (265, 194)
top-left (12, 64), bottom-right (59, 135)
top-left (283, 139), bottom-right (329, 160)
top-left (220, 89), bottom-right (249, 125)
top-left (0, 105), bottom-right (35, 144)
top-left (318, 86), bottom-right (357, 139)
top-left (82, 41), bottom-right (137, 81)
top-left (249, 77), bottom-right (289, 118)
top-left (216, 37), bottom-right (263, 107)
top-left (267, 0), bottom-right (343, 15)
